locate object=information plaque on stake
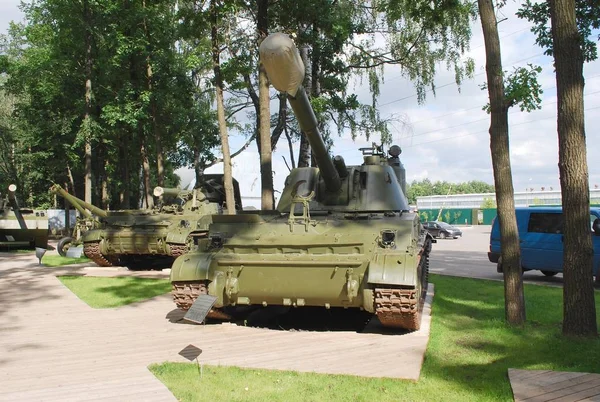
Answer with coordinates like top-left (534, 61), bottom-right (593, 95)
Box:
top-left (178, 344), bottom-right (203, 361)
top-left (184, 294), bottom-right (218, 324)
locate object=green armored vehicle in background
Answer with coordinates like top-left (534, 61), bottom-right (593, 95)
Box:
top-left (170, 33), bottom-right (434, 331)
top-left (0, 184), bottom-right (49, 249)
top-left (50, 184), bottom-right (106, 257)
top-left (79, 175), bottom-right (242, 269)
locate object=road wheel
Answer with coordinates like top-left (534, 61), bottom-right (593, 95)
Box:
top-left (439, 232), bottom-right (446, 240)
top-left (57, 237), bottom-right (73, 257)
top-left (496, 257), bottom-right (503, 273)
top-left (541, 270), bottom-right (558, 277)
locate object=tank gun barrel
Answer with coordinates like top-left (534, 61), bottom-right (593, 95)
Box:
top-left (153, 187), bottom-right (185, 198)
top-left (7, 184), bottom-right (27, 229)
top-left (259, 33), bottom-right (341, 193)
top-left (49, 184), bottom-right (107, 218)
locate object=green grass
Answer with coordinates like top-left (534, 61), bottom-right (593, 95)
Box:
top-left (57, 275), bottom-right (171, 308)
top-left (0, 248), bottom-right (35, 253)
top-left (42, 254), bottom-right (90, 266)
top-left (149, 275), bottom-right (600, 402)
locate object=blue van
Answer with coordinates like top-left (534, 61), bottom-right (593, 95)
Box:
top-left (488, 207), bottom-right (600, 277)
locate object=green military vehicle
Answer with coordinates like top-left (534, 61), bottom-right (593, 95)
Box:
top-left (0, 184), bottom-right (48, 250)
top-left (169, 33), bottom-right (434, 331)
top-left (78, 175), bottom-right (242, 269)
top-left (50, 184), bottom-right (107, 257)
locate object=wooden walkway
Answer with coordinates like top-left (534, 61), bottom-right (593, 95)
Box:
top-left (509, 369), bottom-right (600, 401)
top-left (0, 250), bottom-right (434, 401)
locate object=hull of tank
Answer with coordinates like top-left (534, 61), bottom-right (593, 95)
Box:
top-left (171, 211), bottom-right (431, 330)
top-left (82, 212), bottom-right (214, 269)
top-left (0, 210), bottom-right (49, 249)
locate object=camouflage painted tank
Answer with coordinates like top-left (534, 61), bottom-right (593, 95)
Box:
top-left (0, 184), bottom-right (48, 249)
top-left (170, 33), bottom-right (434, 331)
top-left (80, 175), bottom-right (243, 269)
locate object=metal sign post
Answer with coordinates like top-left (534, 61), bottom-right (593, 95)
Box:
top-left (178, 344), bottom-right (203, 379)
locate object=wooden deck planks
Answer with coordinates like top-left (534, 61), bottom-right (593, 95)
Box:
top-left (0, 250), bottom-right (434, 401)
top-left (509, 369), bottom-right (600, 402)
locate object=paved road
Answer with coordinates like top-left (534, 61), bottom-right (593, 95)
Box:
top-left (428, 225), bottom-right (565, 287)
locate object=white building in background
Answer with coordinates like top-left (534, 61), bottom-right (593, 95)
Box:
top-left (417, 188), bottom-right (600, 210)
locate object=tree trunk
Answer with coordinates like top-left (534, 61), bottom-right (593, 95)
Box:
top-left (101, 158), bottom-right (109, 210)
top-left (298, 135), bottom-right (310, 167)
top-left (119, 133), bottom-right (131, 209)
top-left (211, 0), bottom-right (235, 214)
top-left (257, 0), bottom-right (274, 209)
top-left (297, 39), bottom-right (312, 168)
top-left (193, 147), bottom-right (205, 189)
top-left (83, 0), bottom-right (93, 205)
top-left (97, 141), bottom-right (109, 209)
top-left (140, 138), bottom-right (154, 209)
top-left (143, 0), bottom-right (164, 188)
top-left (549, 0), bottom-right (597, 337)
top-left (478, 0), bottom-right (526, 325)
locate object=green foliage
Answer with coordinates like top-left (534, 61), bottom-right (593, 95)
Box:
top-left (1, 0), bottom-right (220, 207)
top-left (481, 64), bottom-right (543, 113)
top-left (406, 179), bottom-right (495, 204)
top-left (41, 255), bottom-right (90, 267)
top-left (517, 0), bottom-right (600, 62)
top-left (150, 275), bottom-right (600, 402)
top-left (480, 197), bottom-right (496, 209)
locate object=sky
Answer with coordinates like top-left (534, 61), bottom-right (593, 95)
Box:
top-left (2, 2), bottom-right (600, 209)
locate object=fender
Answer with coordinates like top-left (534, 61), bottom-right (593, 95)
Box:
top-left (170, 252), bottom-right (214, 282)
top-left (165, 231), bottom-right (188, 245)
top-left (81, 230), bottom-right (102, 242)
top-left (366, 251), bottom-right (418, 287)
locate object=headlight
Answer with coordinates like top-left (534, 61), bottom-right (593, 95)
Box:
top-left (380, 229), bottom-right (396, 247)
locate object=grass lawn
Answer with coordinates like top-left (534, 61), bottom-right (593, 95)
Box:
top-left (150, 275), bottom-right (600, 402)
top-left (57, 275), bottom-right (171, 308)
top-left (42, 254), bottom-right (91, 266)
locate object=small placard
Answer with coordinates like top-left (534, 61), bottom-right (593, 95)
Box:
top-left (178, 344), bottom-right (203, 361)
top-left (184, 294), bottom-right (218, 324)
top-left (66, 246), bottom-right (83, 258)
top-left (5, 235), bottom-right (15, 242)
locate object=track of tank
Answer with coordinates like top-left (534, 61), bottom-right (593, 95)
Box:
top-left (84, 240), bottom-right (190, 269)
top-left (172, 245), bottom-right (430, 331)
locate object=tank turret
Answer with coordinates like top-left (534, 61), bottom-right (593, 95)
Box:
top-left (259, 33), bottom-right (409, 213)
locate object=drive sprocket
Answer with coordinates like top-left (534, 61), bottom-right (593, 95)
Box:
top-left (172, 281), bottom-right (230, 320)
top-left (374, 244), bottom-right (429, 331)
top-left (83, 241), bottom-right (115, 267)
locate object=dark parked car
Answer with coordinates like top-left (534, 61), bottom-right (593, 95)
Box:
top-left (422, 221), bottom-right (462, 239)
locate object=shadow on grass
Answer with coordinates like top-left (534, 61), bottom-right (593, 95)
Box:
top-left (58, 275), bottom-right (171, 308)
top-left (422, 275), bottom-right (600, 400)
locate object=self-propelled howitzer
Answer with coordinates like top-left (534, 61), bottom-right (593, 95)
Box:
top-left (170, 33), bottom-right (433, 330)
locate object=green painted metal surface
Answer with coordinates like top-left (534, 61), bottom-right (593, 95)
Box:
top-left (79, 175), bottom-right (243, 269)
top-left (170, 33), bottom-right (432, 331)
